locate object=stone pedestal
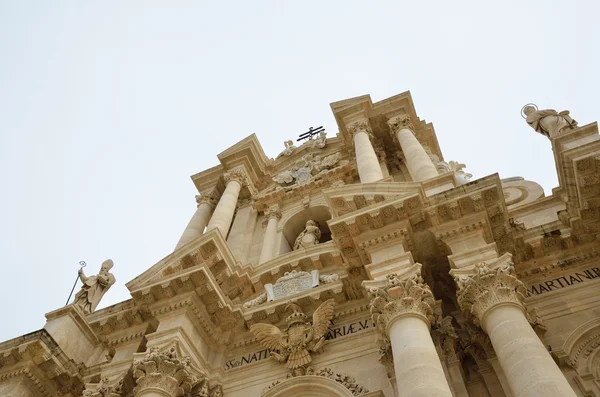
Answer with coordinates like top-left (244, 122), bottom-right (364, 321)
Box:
top-left (258, 207), bottom-right (281, 264)
top-left (44, 305), bottom-right (104, 366)
top-left (175, 194), bottom-right (216, 249)
top-left (388, 116), bottom-right (438, 182)
top-left (454, 261), bottom-right (577, 397)
top-left (368, 265), bottom-right (453, 397)
top-left (348, 120), bottom-right (384, 183)
top-left (206, 169), bottom-right (246, 238)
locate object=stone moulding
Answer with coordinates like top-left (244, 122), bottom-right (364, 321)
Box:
top-left (262, 369), bottom-right (371, 397)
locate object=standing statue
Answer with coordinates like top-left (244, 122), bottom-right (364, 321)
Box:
top-left (277, 140), bottom-right (297, 158)
top-left (293, 220), bottom-right (321, 250)
top-left (312, 131), bottom-right (327, 148)
top-left (522, 104), bottom-right (578, 139)
top-left (73, 259), bottom-right (116, 314)
top-left (250, 299), bottom-right (336, 372)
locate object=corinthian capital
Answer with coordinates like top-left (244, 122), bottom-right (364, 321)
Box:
top-left (262, 206), bottom-right (282, 227)
top-left (195, 189), bottom-right (219, 208)
top-left (224, 167), bottom-right (250, 187)
top-left (346, 119), bottom-right (373, 137)
top-left (133, 347), bottom-right (199, 397)
top-left (387, 115), bottom-right (415, 136)
top-left (453, 261), bottom-right (526, 326)
top-left (368, 265), bottom-right (435, 337)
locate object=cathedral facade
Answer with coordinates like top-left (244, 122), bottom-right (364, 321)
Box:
top-left (1, 92), bottom-right (599, 397)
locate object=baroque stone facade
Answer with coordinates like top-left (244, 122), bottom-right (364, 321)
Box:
top-left (1, 92), bottom-right (599, 397)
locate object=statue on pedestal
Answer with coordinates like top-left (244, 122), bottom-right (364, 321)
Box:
top-left (293, 220), bottom-right (321, 250)
top-left (73, 259), bottom-right (116, 314)
top-left (522, 104), bottom-right (578, 139)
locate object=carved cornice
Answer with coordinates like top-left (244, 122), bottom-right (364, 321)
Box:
top-left (0, 330), bottom-right (84, 396)
top-left (452, 256), bottom-right (526, 326)
top-left (368, 264), bottom-right (435, 336)
top-left (133, 347), bottom-right (200, 397)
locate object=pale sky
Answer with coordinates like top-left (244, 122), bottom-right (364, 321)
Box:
top-left (0, 1), bottom-right (598, 341)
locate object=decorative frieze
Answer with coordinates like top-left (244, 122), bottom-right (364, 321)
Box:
top-left (83, 376), bottom-right (123, 397)
top-left (133, 347), bottom-right (199, 397)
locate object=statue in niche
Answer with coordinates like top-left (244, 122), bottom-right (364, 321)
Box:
top-left (277, 140), bottom-right (297, 158)
top-left (73, 259), bottom-right (116, 314)
top-left (293, 220), bottom-right (321, 250)
top-left (522, 104), bottom-right (578, 139)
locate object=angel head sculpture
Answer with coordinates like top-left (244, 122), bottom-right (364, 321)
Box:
top-left (250, 299), bottom-right (336, 371)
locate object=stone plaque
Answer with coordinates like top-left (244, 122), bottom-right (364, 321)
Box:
top-left (265, 270), bottom-right (319, 301)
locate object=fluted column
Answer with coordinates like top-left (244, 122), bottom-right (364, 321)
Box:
top-left (455, 262), bottom-right (577, 397)
top-left (369, 266), bottom-right (453, 397)
top-left (348, 119), bottom-right (384, 183)
top-left (258, 206), bottom-right (281, 264)
top-left (175, 193), bottom-right (217, 250)
top-left (133, 348), bottom-right (197, 397)
top-left (206, 168), bottom-right (247, 238)
top-left (388, 115), bottom-right (438, 181)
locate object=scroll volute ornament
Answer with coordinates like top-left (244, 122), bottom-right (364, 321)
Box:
top-left (250, 299), bottom-right (336, 373)
top-left (454, 262), bottom-right (526, 326)
top-left (369, 267), bottom-right (435, 337)
top-left (346, 119), bottom-right (372, 136)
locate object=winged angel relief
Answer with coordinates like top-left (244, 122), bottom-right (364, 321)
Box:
top-left (250, 299), bottom-right (336, 373)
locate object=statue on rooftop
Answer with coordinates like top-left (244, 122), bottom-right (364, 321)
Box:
top-left (293, 220), bottom-right (321, 250)
top-left (73, 259), bottom-right (116, 314)
top-left (277, 140), bottom-right (297, 158)
top-left (522, 104), bottom-right (578, 139)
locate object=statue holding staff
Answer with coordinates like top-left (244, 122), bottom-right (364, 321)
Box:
top-left (73, 259), bottom-right (116, 314)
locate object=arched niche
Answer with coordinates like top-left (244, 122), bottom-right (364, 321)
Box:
top-left (561, 317), bottom-right (600, 379)
top-left (262, 375), bottom-right (355, 397)
top-left (281, 205), bottom-right (332, 249)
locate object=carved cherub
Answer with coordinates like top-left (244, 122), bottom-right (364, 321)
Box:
top-left (250, 299), bottom-right (336, 370)
top-left (277, 140), bottom-right (297, 158)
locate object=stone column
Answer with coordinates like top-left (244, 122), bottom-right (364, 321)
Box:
top-left (348, 119), bottom-right (384, 183)
top-left (175, 193), bottom-right (217, 250)
top-left (455, 262), bottom-right (577, 397)
top-left (258, 206), bottom-right (281, 264)
top-left (388, 115), bottom-right (438, 181)
top-left (369, 267), bottom-right (453, 397)
top-left (133, 347), bottom-right (197, 397)
top-left (206, 168), bottom-right (247, 239)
